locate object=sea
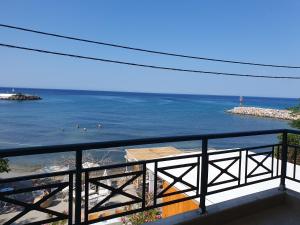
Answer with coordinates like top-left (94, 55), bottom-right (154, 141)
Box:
top-left (0, 87), bottom-right (298, 167)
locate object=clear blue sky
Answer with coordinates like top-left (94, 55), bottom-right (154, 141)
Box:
top-left (0, 1), bottom-right (300, 98)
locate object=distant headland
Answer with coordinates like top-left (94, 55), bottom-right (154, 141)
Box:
top-left (0, 93), bottom-right (42, 101)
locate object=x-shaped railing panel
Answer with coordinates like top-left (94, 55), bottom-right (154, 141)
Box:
top-left (0, 182), bottom-right (70, 225)
top-left (88, 170), bottom-right (143, 214)
top-left (208, 156), bottom-right (240, 187)
top-left (247, 151), bottom-right (272, 179)
top-left (156, 163), bottom-right (198, 198)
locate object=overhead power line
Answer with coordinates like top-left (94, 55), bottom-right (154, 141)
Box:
top-left (1, 42), bottom-right (300, 80)
top-left (0, 23), bottom-right (299, 69)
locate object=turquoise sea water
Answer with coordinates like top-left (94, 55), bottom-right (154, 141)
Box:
top-left (0, 87), bottom-right (298, 165)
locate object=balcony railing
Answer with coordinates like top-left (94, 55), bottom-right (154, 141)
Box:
top-left (0, 129), bottom-right (299, 225)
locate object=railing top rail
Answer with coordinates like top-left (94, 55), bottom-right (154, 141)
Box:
top-left (0, 129), bottom-right (291, 158)
top-left (287, 129), bottom-right (300, 135)
top-left (207, 143), bottom-right (282, 155)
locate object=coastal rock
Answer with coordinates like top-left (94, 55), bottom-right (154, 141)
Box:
top-left (227, 107), bottom-right (300, 120)
top-left (0, 93), bottom-right (42, 101)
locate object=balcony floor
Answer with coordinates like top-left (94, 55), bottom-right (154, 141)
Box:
top-left (223, 203), bottom-right (300, 225)
top-left (150, 188), bottom-right (300, 225)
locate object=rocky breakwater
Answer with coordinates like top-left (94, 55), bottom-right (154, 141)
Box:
top-left (0, 93), bottom-right (42, 101)
top-left (228, 107), bottom-right (300, 120)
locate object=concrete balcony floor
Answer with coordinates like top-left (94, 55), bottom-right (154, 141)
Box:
top-left (223, 201), bottom-right (300, 225)
top-left (150, 188), bottom-right (300, 225)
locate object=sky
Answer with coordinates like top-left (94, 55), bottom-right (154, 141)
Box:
top-left (0, 1), bottom-right (300, 98)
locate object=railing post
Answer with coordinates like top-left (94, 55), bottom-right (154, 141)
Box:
top-left (280, 131), bottom-right (288, 191)
top-left (68, 172), bottom-right (74, 225)
top-left (200, 138), bottom-right (208, 214)
top-left (75, 150), bottom-right (83, 224)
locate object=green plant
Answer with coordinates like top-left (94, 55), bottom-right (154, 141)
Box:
top-left (51, 220), bottom-right (67, 225)
top-left (285, 117), bottom-right (300, 146)
top-left (290, 119), bottom-right (300, 129)
top-left (276, 102), bottom-right (300, 164)
top-left (122, 193), bottom-right (162, 225)
top-left (121, 209), bottom-right (161, 225)
top-left (288, 105), bottom-right (300, 115)
top-left (0, 158), bottom-right (10, 173)
top-left (277, 131), bottom-right (300, 164)
top-left (278, 133), bottom-right (300, 146)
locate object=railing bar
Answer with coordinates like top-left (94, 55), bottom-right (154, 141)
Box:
top-left (151, 196), bottom-right (199, 214)
top-left (159, 188), bottom-right (197, 198)
top-left (0, 182), bottom-right (68, 195)
top-left (238, 151), bottom-right (242, 186)
top-left (157, 162), bottom-right (198, 171)
top-left (153, 161), bottom-right (158, 206)
top-left (286, 176), bottom-right (300, 183)
top-left (89, 200), bottom-right (141, 213)
top-left (0, 170), bottom-right (75, 184)
top-left (247, 171), bottom-right (272, 178)
top-left (287, 129), bottom-right (300, 135)
top-left (271, 146), bottom-right (274, 178)
top-left (207, 176), bottom-right (280, 195)
top-left (84, 171), bottom-right (89, 223)
top-left (89, 170), bottom-right (143, 181)
top-left (196, 155), bottom-right (200, 196)
top-left (280, 131), bottom-right (288, 190)
top-left (68, 172), bottom-right (73, 225)
top-left (245, 150), bottom-right (248, 184)
top-left (82, 161), bottom-right (146, 172)
top-left (207, 178), bottom-right (238, 187)
top-left (154, 194), bottom-right (200, 209)
top-left (83, 153), bottom-right (202, 173)
top-left (75, 150), bottom-right (82, 224)
top-left (208, 144), bottom-right (281, 156)
top-left (0, 129), bottom-right (287, 158)
top-left (142, 162), bottom-right (146, 209)
top-left (277, 146), bottom-right (280, 176)
top-left (288, 145), bottom-right (300, 148)
top-left (200, 138), bottom-right (208, 214)
top-left (244, 176), bottom-right (281, 186)
top-left (209, 156), bottom-right (240, 163)
top-left (153, 153), bottom-right (202, 162)
top-left (248, 151), bottom-right (273, 156)
top-left (294, 147), bottom-right (297, 179)
top-left (207, 149), bottom-right (244, 155)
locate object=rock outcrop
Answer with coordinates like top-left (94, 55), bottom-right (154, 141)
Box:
top-left (228, 107), bottom-right (300, 120)
top-left (0, 93), bottom-right (42, 101)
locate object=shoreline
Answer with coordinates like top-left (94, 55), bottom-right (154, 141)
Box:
top-left (228, 106), bottom-right (300, 120)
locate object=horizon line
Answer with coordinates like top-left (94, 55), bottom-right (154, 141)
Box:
top-left (0, 85), bottom-right (299, 100)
